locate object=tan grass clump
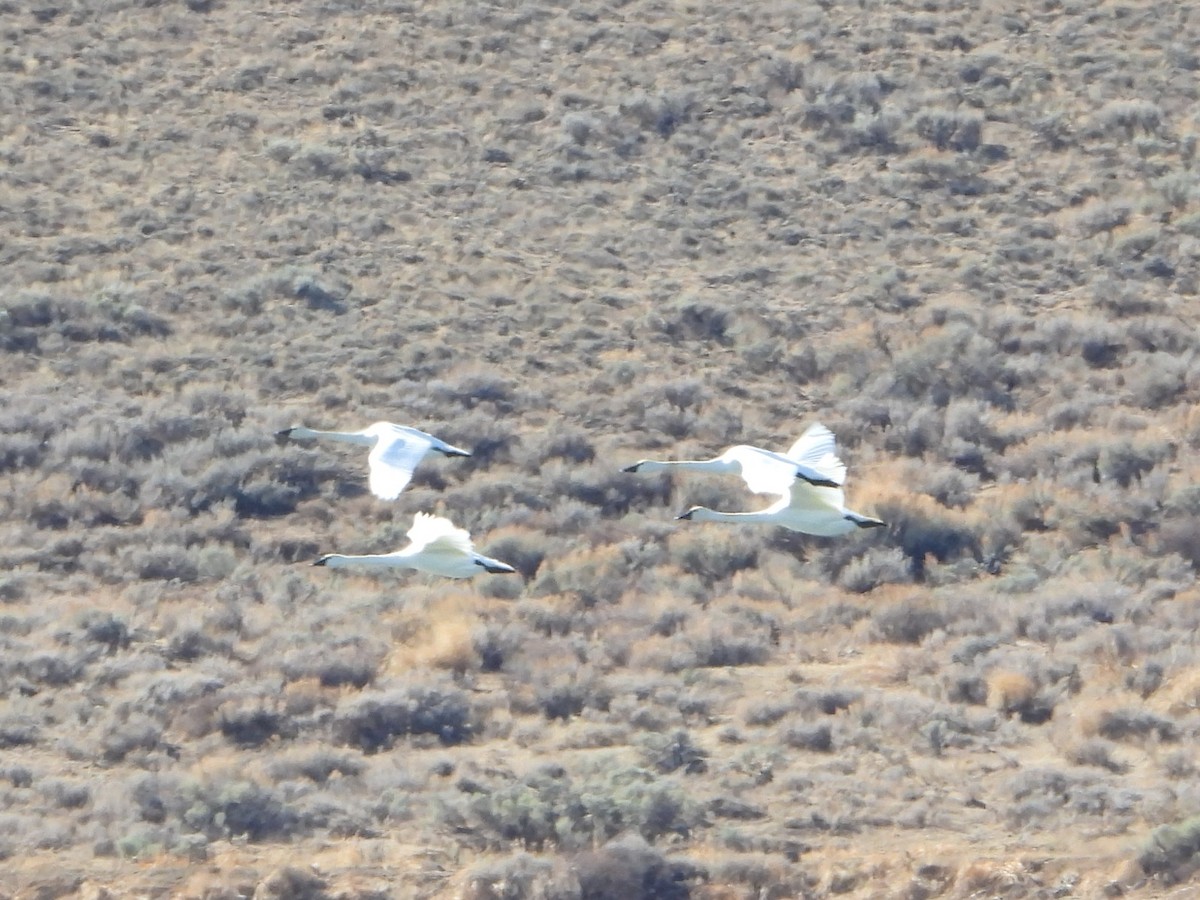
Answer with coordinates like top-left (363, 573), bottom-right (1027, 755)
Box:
top-left (1152, 668), bottom-right (1200, 718)
top-left (382, 605), bottom-right (482, 676)
top-left (986, 670), bottom-right (1037, 715)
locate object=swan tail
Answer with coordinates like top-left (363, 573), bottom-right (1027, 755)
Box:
top-left (795, 470), bottom-right (841, 489)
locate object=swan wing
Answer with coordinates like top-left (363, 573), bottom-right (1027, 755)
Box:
top-left (726, 446), bottom-right (804, 496)
top-left (785, 481), bottom-right (845, 513)
top-left (405, 513), bottom-right (474, 555)
top-left (367, 429), bottom-right (435, 499)
top-left (786, 423), bottom-right (847, 486)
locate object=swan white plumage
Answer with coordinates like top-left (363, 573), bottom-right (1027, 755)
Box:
top-left (276, 422), bottom-right (471, 500)
top-left (628, 423), bottom-right (885, 536)
top-left (312, 513), bottom-right (517, 577)
top-left (623, 423), bottom-right (845, 490)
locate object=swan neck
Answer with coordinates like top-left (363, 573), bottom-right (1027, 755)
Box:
top-left (324, 553), bottom-right (398, 568)
top-left (690, 507), bottom-right (769, 524)
top-left (644, 458), bottom-right (731, 474)
top-left (294, 427), bottom-right (374, 446)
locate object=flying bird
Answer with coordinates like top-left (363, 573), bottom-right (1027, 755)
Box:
top-left (628, 423), bottom-right (884, 536)
top-left (276, 421), bottom-right (470, 500)
top-left (312, 513), bottom-right (517, 578)
top-left (623, 422), bottom-right (847, 489)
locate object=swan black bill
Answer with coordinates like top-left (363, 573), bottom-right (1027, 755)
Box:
top-left (622, 463), bottom-right (641, 473)
top-left (675, 509), bottom-right (696, 521)
top-left (313, 556), bottom-right (331, 566)
top-left (847, 517), bottom-right (887, 529)
top-left (275, 427), bottom-right (296, 444)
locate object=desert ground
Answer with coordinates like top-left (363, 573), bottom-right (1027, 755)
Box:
top-left (3, 0), bottom-right (1200, 897)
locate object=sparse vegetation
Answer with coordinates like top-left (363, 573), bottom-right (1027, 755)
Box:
top-left (2, 0), bottom-right (1198, 897)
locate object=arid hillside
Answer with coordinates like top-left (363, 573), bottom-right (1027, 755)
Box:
top-left (3, 0), bottom-right (1200, 897)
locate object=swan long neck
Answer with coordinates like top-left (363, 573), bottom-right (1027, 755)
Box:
top-left (638, 458), bottom-right (735, 475)
top-left (320, 553), bottom-right (404, 569)
top-left (687, 507), bottom-right (775, 525)
top-left (289, 426), bottom-right (374, 446)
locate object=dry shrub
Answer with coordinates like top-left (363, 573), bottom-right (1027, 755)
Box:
top-left (1093, 708), bottom-right (1179, 744)
top-left (254, 866), bottom-right (329, 900)
top-left (218, 704), bottom-right (290, 748)
top-left (280, 644), bottom-right (380, 689)
top-left (462, 853), bottom-right (573, 900)
top-left (1078, 695), bottom-right (1181, 744)
top-left (871, 592), bottom-right (947, 645)
top-left (572, 835), bottom-right (704, 900)
top-left (1065, 738), bottom-right (1128, 774)
top-left (332, 684), bottom-right (479, 751)
top-left (953, 860), bottom-right (1039, 896)
top-left (986, 670), bottom-right (1036, 715)
top-left (531, 543), bottom-right (630, 606)
top-left (411, 620), bottom-right (480, 676)
top-left (667, 528), bottom-right (759, 584)
top-left (1154, 668), bottom-right (1200, 717)
top-left (779, 722), bottom-right (833, 753)
top-left (383, 606), bottom-right (482, 676)
top-left (669, 614), bottom-right (774, 671)
top-left (476, 525), bottom-right (548, 580)
top-left (837, 547), bottom-right (912, 593)
top-left (532, 670), bottom-right (611, 721)
top-left (1140, 816), bottom-right (1200, 885)
top-left (986, 668), bottom-right (1053, 725)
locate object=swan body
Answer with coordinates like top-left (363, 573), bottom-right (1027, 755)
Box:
top-left (629, 423), bottom-right (884, 536)
top-left (677, 490), bottom-right (885, 536)
top-left (313, 513), bottom-right (516, 578)
top-left (276, 421), bottom-right (470, 500)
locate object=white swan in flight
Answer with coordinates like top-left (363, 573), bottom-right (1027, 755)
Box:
top-left (676, 485), bottom-right (885, 536)
top-left (627, 423), bottom-right (885, 536)
top-left (276, 422), bottom-right (470, 500)
top-left (312, 513), bottom-right (517, 577)
top-left (623, 423), bottom-right (845, 489)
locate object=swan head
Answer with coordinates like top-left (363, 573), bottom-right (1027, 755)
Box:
top-left (675, 506), bottom-right (708, 521)
top-left (312, 554), bottom-right (333, 567)
top-left (850, 515), bottom-right (887, 529)
top-left (624, 460), bottom-right (666, 473)
top-left (277, 425), bottom-right (321, 445)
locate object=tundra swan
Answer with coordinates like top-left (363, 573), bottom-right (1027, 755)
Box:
top-left (312, 513), bottom-right (517, 577)
top-left (622, 423), bottom-right (846, 490)
top-left (276, 422), bottom-right (470, 500)
top-left (676, 484), bottom-right (885, 536)
top-left (629, 423), bottom-right (885, 536)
